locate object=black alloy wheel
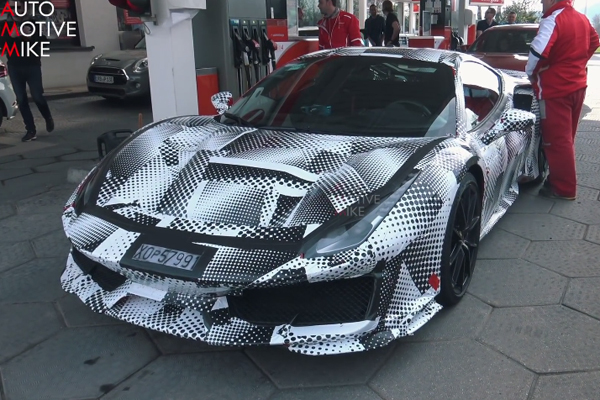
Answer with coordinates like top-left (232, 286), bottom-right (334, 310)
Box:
top-left (437, 172), bottom-right (482, 307)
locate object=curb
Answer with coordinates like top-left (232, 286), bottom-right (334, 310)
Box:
top-left (30, 91), bottom-right (91, 102)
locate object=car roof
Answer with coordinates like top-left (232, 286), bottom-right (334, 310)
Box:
top-left (485, 23), bottom-right (539, 31)
top-left (297, 47), bottom-right (475, 67)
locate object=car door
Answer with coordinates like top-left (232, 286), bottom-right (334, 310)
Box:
top-left (458, 61), bottom-right (523, 225)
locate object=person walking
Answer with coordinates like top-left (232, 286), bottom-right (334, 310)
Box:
top-left (382, 0), bottom-right (400, 47)
top-left (1, 0), bottom-right (54, 142)
top-left (364, 4), bottom-right (385, 47)
top-left (317, 0), bottom-right (363, 50)
top-left (526, 0), bottom-right (599, 200)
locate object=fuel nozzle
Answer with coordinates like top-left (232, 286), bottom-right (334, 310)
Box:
top-left (262, 31), bottom-right (277, 71)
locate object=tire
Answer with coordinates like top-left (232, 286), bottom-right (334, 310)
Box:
top-left (436, 172), bottom-right (482, 307)
top-left (0, 100), bottom-right (6, 128)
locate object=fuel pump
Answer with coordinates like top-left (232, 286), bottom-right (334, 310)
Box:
top-left (259, 20), bottom-right (271, 77)
top-left (240, 20), bottom-right (254, 90)
top-left (250, 20), bottom-right (263, 82)
top-left (229, 19), bottom-right (246, 96)
top-left (259, 25), bottom-right (277, 74)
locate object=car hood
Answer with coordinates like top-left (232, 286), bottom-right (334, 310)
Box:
top-left (86, 117), bottom-right (446, 242)
top-left (94, 50), bottom-right (147, 68)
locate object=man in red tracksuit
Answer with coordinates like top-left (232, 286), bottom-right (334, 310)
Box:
top-left (526, 0), bottom-right (599, 200)
top-left (317, 0), bottom-right (363, 50)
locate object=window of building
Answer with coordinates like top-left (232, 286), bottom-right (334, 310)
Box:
top-left (298, 0), bottom-right (358, 28)
top-left (459, 61), bottom-right (501, 129)
top-left (40, 0), bottom-right (81, 48)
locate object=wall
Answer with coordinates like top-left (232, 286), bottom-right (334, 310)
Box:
top-left (192, 0), bottom-right (266, 99)
top-left (39, 0), bottom-right (121, 89)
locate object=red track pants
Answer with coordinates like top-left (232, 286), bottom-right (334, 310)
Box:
top-left (539, 87), bottom-right (586, 198)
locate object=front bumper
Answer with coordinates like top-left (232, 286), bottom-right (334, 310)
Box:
top-left (87, 67), bottom-right (149, 99)
top-left (61, 248), bottom-right (441, 355)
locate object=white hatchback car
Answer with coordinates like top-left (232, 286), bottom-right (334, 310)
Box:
top-left (0, 61), bottom-right (18, 127)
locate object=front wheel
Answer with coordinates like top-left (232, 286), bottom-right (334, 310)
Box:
top-left (436, 172), bottom-right (482, 307)
top-left (532, 143), bottom-right (549, 184)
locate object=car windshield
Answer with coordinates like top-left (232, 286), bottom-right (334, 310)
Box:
top-left (221, 55), bottom-right (457, 138)
top-left (469, 29), bottom-right (536, 54)
top-left (135, 37), bottom-right (146, 50)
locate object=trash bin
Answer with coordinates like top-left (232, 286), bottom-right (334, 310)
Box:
top-left (196, 67), bottom-right (220, 115)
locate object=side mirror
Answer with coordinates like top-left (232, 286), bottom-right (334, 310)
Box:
top-left (481, 109), bottom-right (536, 145)
top-left (211, 91), bottom-right (233, 115)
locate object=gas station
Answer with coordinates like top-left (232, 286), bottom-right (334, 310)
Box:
top-left (108, 0), bottom-right (478, 123)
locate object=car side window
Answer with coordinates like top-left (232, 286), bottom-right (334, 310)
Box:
top-left (459, 61), bottom-right (501, 130)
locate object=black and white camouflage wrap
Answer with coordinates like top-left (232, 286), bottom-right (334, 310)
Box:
top-left (60, 49), bottom-right (542, 355)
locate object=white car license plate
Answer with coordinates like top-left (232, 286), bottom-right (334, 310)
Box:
top-left (132, 244), bottom-right (200, 271)
top-left (94, 75), bottom-right (114, 84)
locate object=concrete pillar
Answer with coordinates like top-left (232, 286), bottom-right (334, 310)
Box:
top-left (399, 2), bottom-right (405, 33)
top-left (144, 0), bottom-right (206, 122)
top-left (408, 3), bottom-right (416, 35)
top-left (457, 0), bottom-right (466, 41)
top-left (359, 0), bottom-right (367, 29)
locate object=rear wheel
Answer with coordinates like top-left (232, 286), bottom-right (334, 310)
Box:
top-left (437, 173), bottom-right (482, 307)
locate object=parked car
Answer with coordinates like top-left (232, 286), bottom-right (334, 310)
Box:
top-left (466, 24), bottom-right (539, 72)
top-left (0, 61), bottom-right (19, 127)
top-left (86, 36), bottom-right (150, 100)
top-left (61, 48), bottom-right (546, 355)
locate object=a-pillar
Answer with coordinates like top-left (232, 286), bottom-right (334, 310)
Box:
top-left (143, 0), bottom-right (206, 122)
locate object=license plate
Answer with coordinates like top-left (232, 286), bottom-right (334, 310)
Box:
top-left (94, 75), bottom-right (114, 84)
top-left (132, 244), bottom-right (200, 271)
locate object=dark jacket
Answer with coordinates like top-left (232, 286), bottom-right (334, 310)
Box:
top-left (364, 15), bottom-right (385, 46)
top-left (0, 19), bottom-right (47, 67)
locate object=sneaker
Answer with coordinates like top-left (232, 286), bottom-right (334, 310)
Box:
top-left (46, 118), bottom-right (54, 133)
top-left (538, 186), bottom-right (576, 201)
top-left (21, 131), bottom-right (37, 142)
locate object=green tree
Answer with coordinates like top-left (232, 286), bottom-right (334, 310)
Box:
top-left (498, 0), bottom-right (541, 24)
top-left (593, 14), bottom-right (600, 34)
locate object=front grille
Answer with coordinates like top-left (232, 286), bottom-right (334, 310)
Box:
top-left (227, 277), bottom-right (376, 326)
top-left (88, 67), bottom-right (128, 85)
top-left (72, 249), bottom-right (126, 291)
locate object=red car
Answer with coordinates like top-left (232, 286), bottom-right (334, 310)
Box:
top-left (466, 24), bottom-right (539, 72)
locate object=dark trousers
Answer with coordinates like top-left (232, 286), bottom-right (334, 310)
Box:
top-left (8, 63), bottom-right (52, 133)
top-left (539, 87), bottom-right (586, 198)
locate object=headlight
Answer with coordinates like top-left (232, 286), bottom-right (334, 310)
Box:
top-left (90, 54), bottom-right (103, 65)
top-left (133, 58), bottom-right (148, 73)
top-left (302, 171), bottom-right (420, 258)
top-left (70, 167), bottom-right (100, 214)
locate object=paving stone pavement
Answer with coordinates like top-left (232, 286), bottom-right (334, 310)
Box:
top-left (1, 70), bottom-right (600, 400)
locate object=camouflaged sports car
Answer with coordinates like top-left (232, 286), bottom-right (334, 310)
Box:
top-left (61, 48), bottom-right (546, 355)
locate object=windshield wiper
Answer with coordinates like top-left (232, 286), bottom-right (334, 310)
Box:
top-left (223, 112), bottom-right (255, 128)
top-left (256, 126), bottom-right (300, 132)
